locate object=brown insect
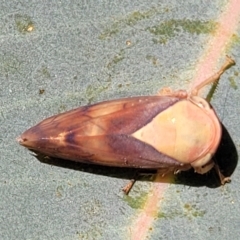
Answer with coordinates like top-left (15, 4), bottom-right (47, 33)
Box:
top-left (18, 56), bottom-right (235, 193)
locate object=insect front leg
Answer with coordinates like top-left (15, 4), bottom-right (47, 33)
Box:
top-left (214, 164), bottom-right (231, 185)
top-left (190, 56), bottom-right (235, 96)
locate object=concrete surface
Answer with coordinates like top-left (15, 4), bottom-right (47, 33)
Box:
top-left (1, 1), bottom-right (240, 239)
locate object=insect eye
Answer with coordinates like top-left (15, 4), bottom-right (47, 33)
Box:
top-left (194, 161), bottom-right (214, 174)
top-left (189, 96), bottom-right (211, 110)
top-left (191, 153), bottom-right (214, 174)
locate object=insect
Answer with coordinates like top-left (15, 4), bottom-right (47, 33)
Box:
top-left (18, 56), bottom-right (235, 193)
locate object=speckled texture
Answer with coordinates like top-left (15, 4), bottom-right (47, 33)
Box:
top-left (1, 0), bottom-right (240, 239)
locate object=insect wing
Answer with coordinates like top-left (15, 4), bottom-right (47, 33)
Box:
top-left (19, 96), bottom-right (183, 168)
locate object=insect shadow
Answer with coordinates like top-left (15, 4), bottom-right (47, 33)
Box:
top-left (33, 123), bottom-right (237, 189)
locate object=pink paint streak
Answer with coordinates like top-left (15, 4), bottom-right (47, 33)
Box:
top-left (130, 174), bottom-right (172, 240)
top-left (130, 1), bottom-right (240, 239)
top-left (191, 0), bottom-right (240, 93)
